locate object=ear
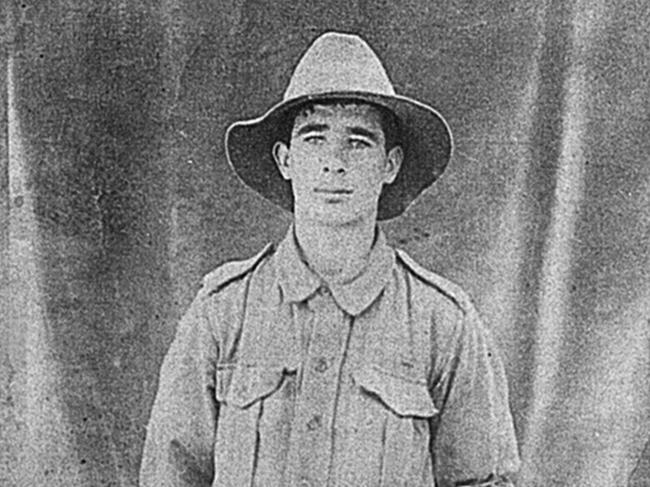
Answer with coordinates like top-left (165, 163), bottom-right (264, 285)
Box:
top-left (383, 146), bottom-right (404, 185)
top-left (272, 141), bottom-right (291, 180)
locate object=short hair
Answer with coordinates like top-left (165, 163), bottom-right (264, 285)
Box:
top-left (278, 99), bottom-right (402, 151)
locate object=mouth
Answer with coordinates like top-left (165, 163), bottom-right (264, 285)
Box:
top-left (314, 188), bottom-right (353, 195)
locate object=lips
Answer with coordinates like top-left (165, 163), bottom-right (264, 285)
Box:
top-left (314, 188), bottom-right (353, 194)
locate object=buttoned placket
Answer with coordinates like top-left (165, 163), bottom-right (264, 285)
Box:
top-left (286, 286), bottom-right (353, 487)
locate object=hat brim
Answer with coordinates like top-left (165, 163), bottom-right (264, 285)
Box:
top-left (225, 91), bottom-right (453, 221)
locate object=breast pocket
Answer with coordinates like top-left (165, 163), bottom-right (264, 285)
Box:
top-left (214, 363), bottom-right (298, 486)
top-left (217, 364), bottom-right (288, 408)
top-left (352, 363), bottom-right (438, 418)
top-left (345, 363), bottom-right (438, 486)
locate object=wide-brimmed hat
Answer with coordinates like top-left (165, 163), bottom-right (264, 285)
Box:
top-left (225, 31), bottom-right (453, 220)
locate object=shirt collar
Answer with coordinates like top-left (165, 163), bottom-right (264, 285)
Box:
top-left (275, 224), bottom-right (395, 316)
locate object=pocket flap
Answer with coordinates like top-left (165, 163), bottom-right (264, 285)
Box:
top-left (223, 365), bottom-right (286, 409)
top-left (353, 364), bottom-right (438, 418)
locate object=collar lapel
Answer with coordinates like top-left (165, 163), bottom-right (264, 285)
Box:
top-left (275, 225), bottom-right (395, 316)
top-left (329, 229), bottom-right (395, 316)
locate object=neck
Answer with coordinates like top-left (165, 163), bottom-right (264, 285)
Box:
top-left (294, 215), bottom-right (377, 283)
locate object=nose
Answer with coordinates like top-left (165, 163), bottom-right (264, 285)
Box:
top-left (322, 144), bottom-right (347, 175)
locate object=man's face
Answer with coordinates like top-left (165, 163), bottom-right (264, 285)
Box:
top-left (273, 103), bottom-right (403, 226)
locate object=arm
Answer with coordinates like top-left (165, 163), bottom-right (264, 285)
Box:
top-left (430, 300), bottom-right (520, 487)
top-left (139, 292), bottom-right (218, 487)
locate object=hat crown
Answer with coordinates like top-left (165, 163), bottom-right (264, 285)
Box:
top-left (284, 32), bottom-right (396, 101)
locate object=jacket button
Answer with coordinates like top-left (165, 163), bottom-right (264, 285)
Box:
top-left (314, 357), bottom-right (329, 373)
top-left (306, 414), bottom-right (322, 431)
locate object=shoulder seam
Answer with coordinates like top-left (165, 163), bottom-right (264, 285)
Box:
top-left (394, 248), bottom-right (472, 314)
top-left (201, 243), bottom-right (274, 296)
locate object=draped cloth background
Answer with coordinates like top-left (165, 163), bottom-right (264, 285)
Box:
top-left (1, 1), bottom-right (648, 485)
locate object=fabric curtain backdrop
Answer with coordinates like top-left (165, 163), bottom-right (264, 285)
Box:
top-left (1, 0), bottom-right (648, 485)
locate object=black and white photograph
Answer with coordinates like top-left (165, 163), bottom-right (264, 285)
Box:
top-left (1, 1), bottom-right (648, 486)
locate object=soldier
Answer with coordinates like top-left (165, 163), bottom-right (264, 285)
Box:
top-left (140, 31), bottom-right (520, 487)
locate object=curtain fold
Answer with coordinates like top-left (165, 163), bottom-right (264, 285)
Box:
top-left (1, 1), bottom-right (648, 485)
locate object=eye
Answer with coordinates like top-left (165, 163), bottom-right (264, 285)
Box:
top-left (303, 134), bottom-right (325, 145)
top-left (349, 137), bottom-right (372, 149)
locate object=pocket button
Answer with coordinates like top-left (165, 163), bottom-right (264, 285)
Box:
top-left (314, 357), bottom-right (329, 373)
top-left (306, 414), bottom-right (322, 431)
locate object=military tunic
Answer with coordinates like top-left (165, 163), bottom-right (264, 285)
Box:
top-left (140, 227), bottom-right (520, 486)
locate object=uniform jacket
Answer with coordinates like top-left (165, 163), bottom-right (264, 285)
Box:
top-left (140, 227), bottom-right (520, 487)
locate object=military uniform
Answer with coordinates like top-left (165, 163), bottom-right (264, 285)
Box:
top-left (140, 227), bottom-right (519, 486)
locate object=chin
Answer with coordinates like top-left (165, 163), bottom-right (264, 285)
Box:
top-left (303, 205), bottom-right (372, 227)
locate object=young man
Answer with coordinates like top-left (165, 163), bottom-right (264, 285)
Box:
top-left (140, 32), bottom-right (520, 487)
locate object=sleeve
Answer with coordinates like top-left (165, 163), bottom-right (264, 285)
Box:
top-left (139, 291), bottom-right (219, 487)
top-left (429, 300), bottom-right (520, 487)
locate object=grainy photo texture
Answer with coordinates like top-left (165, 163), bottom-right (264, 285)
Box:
top-left (1, 2), bottom-right (649, 487)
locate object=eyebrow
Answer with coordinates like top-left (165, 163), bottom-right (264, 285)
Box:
top-left (347, 127), bottom-right (380, 143)
top-left (295, 123), bottom-right (329, 136)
